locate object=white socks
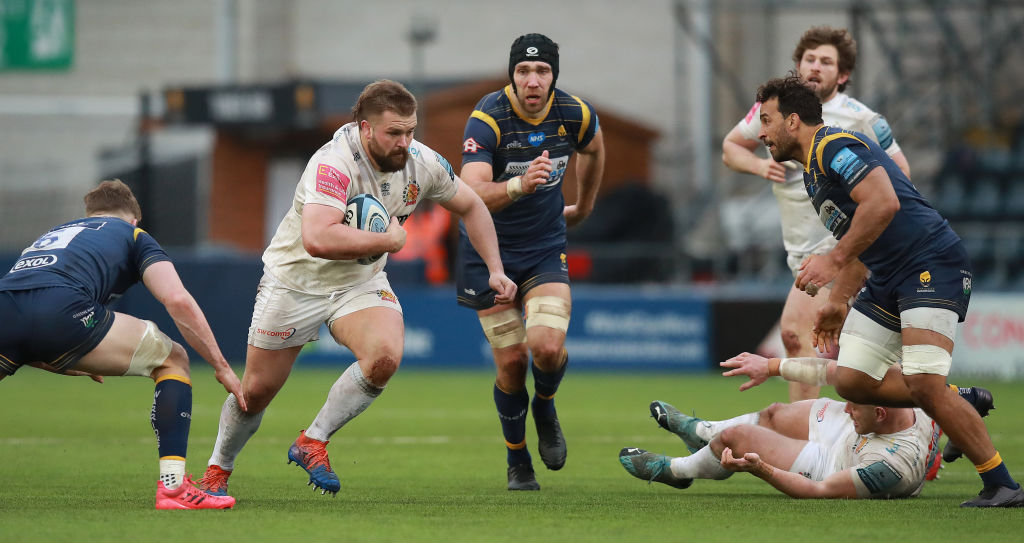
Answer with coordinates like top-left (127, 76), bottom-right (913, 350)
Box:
top-left (669, 445), bottom-right (732, 480)
top-left (159, 458), bottom-right (186, 489)
top-left (305, 362), bottom-right (383, 442)
top-left (207, 393), bottom-right (264, 471)
top-left (695, 412), bottom-right (760, 442)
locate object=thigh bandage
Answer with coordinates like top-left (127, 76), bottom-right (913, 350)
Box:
top-left (901, 344), bottom-right (952, 376)
top-left (125, 320), bottom-right (173, 377)
top-left (479, 308), bottom-right (526, 349)
top-left (900, 307), bottom-right (958, 342)
top-left (524, 296), bottom-right (571, 332)
top-left (836, 309), bottom-right (903, 381)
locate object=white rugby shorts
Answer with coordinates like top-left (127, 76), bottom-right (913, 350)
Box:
top-left (248, 269), bottom-right (402, 350)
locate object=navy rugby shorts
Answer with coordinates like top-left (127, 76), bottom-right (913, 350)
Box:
top-left (852, 241), bottom-right (972, 332)
top-left (456, 241), bottom-right (569, 310)
top-left (0, 287), bottom-right (114, 375)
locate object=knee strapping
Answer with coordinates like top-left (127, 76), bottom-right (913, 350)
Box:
top-left (126, 320), bottom-right (173, 377)
top-left (902, 344), bottom-right (952, 376)
top-left (524, 296), bottom-right (570, 332)
top-left (479, 308), bottom-right (526, 349)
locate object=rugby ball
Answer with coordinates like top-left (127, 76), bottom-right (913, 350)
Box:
top-left (343, 193), bottom-right (390, 264)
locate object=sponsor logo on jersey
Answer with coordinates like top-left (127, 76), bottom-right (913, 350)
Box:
top-left (78, 311), bottom-right (96, 328)
top-left (463, 137), bottom-right (482, 154)
top-left (381, 182), bottom-right (391, 196)
top-left (403, 182), bottom-right (420, 206)
top-left (504, 141), bottom-right (523, 149)
top-left (816, 401), bottom-right (829, 422)
top-left (257, 327), bottom-right (296, 340)
top-left (10, 254), bottom-right (58, 272)
top-left (463, 288), bottom-right (476, 296)
top-left (434, 151), bottom-right (455, 181)
top-left (377, 289), bottom-right (398, 303)
top-left (528, 132), bottom-right (545, 146)
top-left (315, 163), bottom-right (350, 202)
top-left (818, 199), bottom-right (847, 233)
top-left (963, 276), bottom-right (972, 295)
top-left (72, 307), bottom-right (96, 328)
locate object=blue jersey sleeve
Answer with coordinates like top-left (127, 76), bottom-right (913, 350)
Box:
top-left (132, 228), bottom-right (170, 275)
top-left (574, 97), bottom-right (599, 150)
top-left (462, 108), bottom-right (499, 167)
top-left (820, 134), bottom-right (882, 193)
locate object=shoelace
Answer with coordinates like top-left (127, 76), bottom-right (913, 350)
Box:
top-left (300, 440), bottom-right (333, 471)
top-left (645, 458), bottom-right (669, 484)
top-left (199, 468), bottom-right (229, 491)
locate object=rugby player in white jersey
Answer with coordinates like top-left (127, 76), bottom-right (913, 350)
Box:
top-left (198, 79), bottom-right (516, 497)
top-left (620, 353), bottom-right (939, 500)
top-left (722, 26), bottom-right (911, 402)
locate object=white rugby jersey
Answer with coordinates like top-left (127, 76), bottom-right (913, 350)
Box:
top-left (262, 123), bottom-right (460, 294)
top-left (835, 408), bottom-right (935, 499)
top-left (734, 93), bottom-right (903, 255)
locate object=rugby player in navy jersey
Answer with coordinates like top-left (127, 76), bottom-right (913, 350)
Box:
top-left (457, 33), bottom-right (605, 490)
top-left (0, 179), bottom-right (245, 510)
top-left (750, 74), bottom-right (1023, 507)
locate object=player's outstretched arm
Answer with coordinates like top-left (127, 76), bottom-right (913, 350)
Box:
top-left (721, 448), bottom-right (858, 498)
top-left (722, 126), bottom-right (787, 183)
top-left (565, 129), bottom-right (605, 228)
top-left (442, 180), bottom-right (516, 305)
top-left (141, 261), bottom-right (245, 410)
top-left (721, 352), bottom-right (836, 391)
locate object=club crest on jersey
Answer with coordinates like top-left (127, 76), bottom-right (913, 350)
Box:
top-left (463, 137), bottom-right (482, 154)
top-left (557, 125), bottom-right (567, 137)
top-left (528, 132), bottom-right (545, 146)
top-left (381, 182), bottom-right (391, 196)
top-left (377, 289), bottom-right (398, 303)
top-left (403, 182), bottom-right (420, 206)
top-left (919, 271), bottom-right (932, 287)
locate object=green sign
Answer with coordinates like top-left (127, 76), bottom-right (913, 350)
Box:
top-left (1, 0), bottom-right (74, 71)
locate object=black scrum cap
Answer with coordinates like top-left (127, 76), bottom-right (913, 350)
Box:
top-left (508, 33), bottom-right (559, 95)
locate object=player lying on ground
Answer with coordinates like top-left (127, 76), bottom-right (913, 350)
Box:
top-left (620, 355), bottom-right (989, 499)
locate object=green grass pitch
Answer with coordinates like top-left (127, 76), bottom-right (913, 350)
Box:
top-left (2, 366), bottom-right (1023, 542)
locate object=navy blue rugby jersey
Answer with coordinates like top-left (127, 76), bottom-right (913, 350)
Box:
top-left (461, 85), bottom-right (599, 250)
top-left (804, 126), bottom-right (959, 276)
top-left (0, 216), bottom-right (170, 302)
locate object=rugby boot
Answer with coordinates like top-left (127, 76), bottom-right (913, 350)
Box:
top-left (943, 386), bottom-right (995, 463)
top-left (155, 477), bottom-right (236, 510)
top-left (197, 464), bottom-right (232, 496)
top-left (287, 430), bottom-right (341, 496)
top-left (507, 463), bottom-right (540, 491)
top-left (534, 410), bottom-right (567, 471)
top-left (650, 400), bottom-right (709, 453)
top-left (960, 485), bottom-right (1024, 508)
top-left (618, 447), bottom-right (692, 489)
